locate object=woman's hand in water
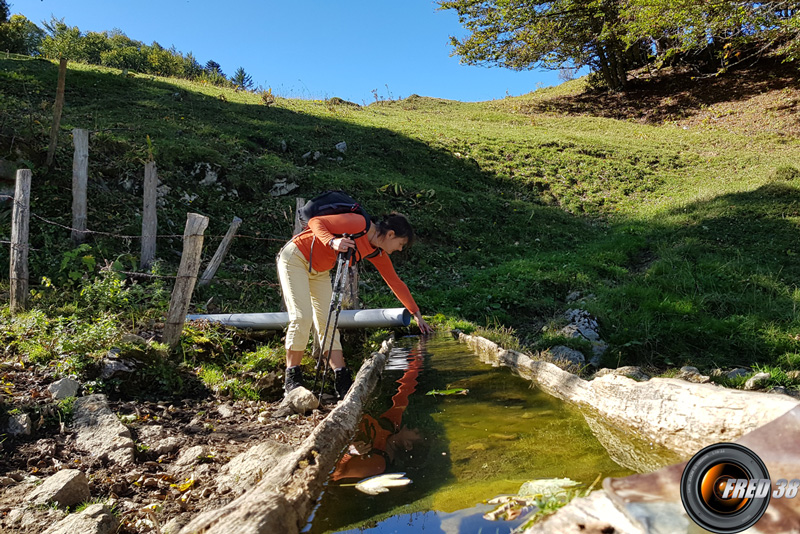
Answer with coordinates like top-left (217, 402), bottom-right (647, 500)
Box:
top-left (414, 312), bottom-right (434, 335)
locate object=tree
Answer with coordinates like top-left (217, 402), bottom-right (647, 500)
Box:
top-left (205, 60), bottom-right (223, 76)
top-left (0, 14), bottom-right (44, 55)
top-left (0, 0), bottom-right (9, 25)
top-left (39, 17), bottom-right (84, 60)
top-left (622, 1), bottom-right (800, 71)
top-left (231, 66), bottom-right (253, 90)
top-left (438, 0), bottom-right (642, 90)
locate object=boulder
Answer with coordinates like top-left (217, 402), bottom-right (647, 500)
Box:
top-left (73, 394), bottom-right (135, 465)
top-left (28, 469), bottom-right (90, 509)
top-left (546, 346), bottom-right (585, 367)
top-left (744, 372), bottom-right (771, 390)
top-left (42, 504), bottom-right (117, 534)
top-left (48, 377), bottom-right (80, 400)
top-left (7, 412), bottom-right (32, 436)
top-left (275, 387), bottom-right (319, 416)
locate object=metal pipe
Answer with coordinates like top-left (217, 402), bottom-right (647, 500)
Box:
top-left (186, 307), bottom-right (411, 330)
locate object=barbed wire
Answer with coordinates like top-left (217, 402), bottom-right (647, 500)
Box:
top-left (0, 194), bottom-right (289, 243)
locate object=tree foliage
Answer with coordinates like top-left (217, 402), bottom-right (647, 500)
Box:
top-left (0, 14), bottom-right (44, 55)
top-left (231, 67), bottom-right (254, 90)
top-left (439, 1), bottom-right (800, 91)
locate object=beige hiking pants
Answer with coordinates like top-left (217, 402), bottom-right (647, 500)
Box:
top-left (277, 241), bottom-right (342, 352)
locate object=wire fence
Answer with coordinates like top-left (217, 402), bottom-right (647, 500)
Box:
top-left (0, 192), bottom-right (287, 284)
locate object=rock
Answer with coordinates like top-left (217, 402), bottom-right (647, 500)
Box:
top-left (269, 179), bottom-right (299, 197)
top-left (48, 377), bottom-right (80, 400)
top-left (28, 469), bottom-right (90, 509)
top-left (546, 345), bottom-right (585, 367)
top-left (192, 162), bottom-right (219, 187)
top-left (677, 366), bottom-right (711, 384)
top-left (565, 290), bottom-right (582, 302)
top-left (73, 394), bottom-right (135, 465)
top-left (787, 370), bottom-right (800, 380)
top-left (100, 358), bottom-right (136, 379)
top-left (335, 141), bottom-right (347, 153)
top-left (7, 412), bottom-right (32, 436)
top-left (43, 503), bottom-right (118, 534)
top-left (726, 368), bottom-right (750, 379)
top-left (0, 476), bottom-right (16, 486)
top-left (280, 140), bottom-right (287, 152)
top-left (216, 439), bottom-right (293, 496)
top-left (561, 309), bottom-right (601, 342)
top-left (275, 387), bottom-right (319, 416)
top-left (151, 437), bottom-right (181, 456)
top-left (593, 366), bottom-right (650, 382)
top-left (174, 445), bottom-right (208, 467)
top-left (163, 516), bottom-right (189, 534)
top-left (217, 403), bottom-right (235, 419)
top-left (744, 372), bottom-right (771, 390)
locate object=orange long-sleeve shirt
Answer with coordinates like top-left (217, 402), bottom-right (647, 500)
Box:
top-left (291, 213), bottom-right (420, 315)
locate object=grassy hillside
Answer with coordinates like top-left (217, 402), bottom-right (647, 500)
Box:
top-left (1, 55), bottom-right (799, 398)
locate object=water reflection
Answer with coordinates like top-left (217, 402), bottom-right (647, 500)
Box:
top-left (333, 343), bottom-right (427, 482)
top-left (306, 334), bottom-right (636, 534)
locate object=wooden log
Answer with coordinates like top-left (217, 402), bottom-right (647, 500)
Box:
top-left (71, 128), bottom-right (88, 244)
top-left (178, 346), bottom-right (391, 534)
top-left (198, 216), bottom-right (242, 287)
top-left (140, 161), bottom-right (158, 269)
top-left (10, 169), bottom-right (31, 314)
top-left (46, 58), bottom-right (68, 167)
top-left (163, 213), bottom-right (209, 348)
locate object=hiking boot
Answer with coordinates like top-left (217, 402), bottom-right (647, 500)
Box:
top-left (284, 366), bottom-right (304, 395)
top-left (334, 367), bottom-right (353, 400)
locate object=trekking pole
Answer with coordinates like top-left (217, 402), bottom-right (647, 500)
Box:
top-left (312, 246), bottom-right (353, 396)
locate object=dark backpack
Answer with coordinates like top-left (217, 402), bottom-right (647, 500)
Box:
top-left (297, 190), bottom-right (371, 238)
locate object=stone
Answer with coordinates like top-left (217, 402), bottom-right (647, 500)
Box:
top-left (151, 437), bottom-right (181, 456)
top-left (7, 412), bottom-right (32, 436)
top-left (744, 372), bottom-right (771, 390)
top-left (335, 141), bottom-right (347, 153)
top-left (677, 366), bottom-right (711, 384)
top-left (42, 503), bottom-right (118, 534)
top-left (593, 366), bottom-right (650, 382)
top-left (217, 403), bottom-right (235, 419)
top-left (73, 394), bottom-right (135, 465)
top-left (269, 179), bottom-right (299, 197)
top-left (48, 377), bottom-right (80, 400)
top-left (28, 469), bottom-right (90, 508)
top-left (546, 346), bottom-right (585, 367)
top-left (788, 370), bottom-right (800, 380)
top-left (275, 386), bottom-right (319, 416)
top-left (216, 440), bottom-right (293, 496)
top-left (726, 368), bottom-right (750, 379)
top-left (100, 358), bottom-right (136, 379)
top-left (174, 445), bottom-right (208, 467)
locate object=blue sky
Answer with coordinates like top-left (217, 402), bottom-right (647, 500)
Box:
top-left (12, 0), bottom-right (570, 103)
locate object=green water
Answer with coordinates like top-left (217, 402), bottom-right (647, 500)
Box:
top-left (305, 334), bottom-right (637, 534)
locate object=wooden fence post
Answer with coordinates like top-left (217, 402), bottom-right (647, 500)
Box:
top-left (71, 128), bottom-right (88, 244)
top-left (140, 160), bottom-right (158, 269)
top-left (46, 58), bottom-right (68, 167)
top-left (293, 197), bottom-right (305, 235)
top-left (163, 213), bottom-right (209, 348)
top-left (10, 169), bottom-right (31, 314)
top-left (198, 216), bottom-right (242, 287)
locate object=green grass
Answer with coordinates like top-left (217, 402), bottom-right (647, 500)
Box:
top-left (1, 56), bottom-right (800, 399)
